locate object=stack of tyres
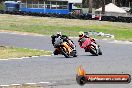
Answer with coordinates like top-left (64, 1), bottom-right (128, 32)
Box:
top-left (80, 14), bottom-right (86, 20)
top-left (5, 11), bottom-right (11, 14)
top-left (109, 16), bottom-right (118, 22)
top-left (101, 16), bottom-right (132, 23)
top-left (101, 16), bottom-right (111, 21)
top-left (83, 13), bottom-right (92, 20)
top-left (64, 14), bottom-right (70, 19)
top-left (76, 15), bottom-right (81, 19)
top-left (35, 13), bottom-right (44, 17)
top-left (124, 17), bottom-right (132, 23)
top-left (66, 14), bottom-right (72, 19)
top-left (13, 11), bottom-right (21, 15)
top-left (0, 10), bottom-right (5, 14)
top-left (128, 17), bottom-right (132, 23)
top-left (53, 13), bottom-right (59, 18)
top-left (70, 14), bottom-right (79, 19)
top-left (42, 13), bottom-right (49, 17)
top-left (39, 13), bottom-right (45, 17)
top-left (101, 16), bottom-right (106, 21)
top-left (118, 16), bottom-right (126, 22)
top-left (25, 12), bottom-right (32, 16)
top-left (118, 16), bottom-right (132, 23)
top-left (21, 11), bottom-right (28, 16)
top-left (60, 14), bottom-right (66, 18)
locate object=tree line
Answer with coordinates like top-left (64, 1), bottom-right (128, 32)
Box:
top-left (82, 0), bottom-right (132, 14)
top-left (82, 0), bottom-right (132, 8)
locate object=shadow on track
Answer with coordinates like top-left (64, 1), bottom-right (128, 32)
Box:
top-left (50, 55), bottom-right (78, 59)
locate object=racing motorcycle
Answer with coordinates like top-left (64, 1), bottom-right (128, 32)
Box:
top-left (53, 37), bottom-right (77, 58)
top-left (78, 38), bottom-right (102, 56)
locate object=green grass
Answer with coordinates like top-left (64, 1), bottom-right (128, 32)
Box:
top-left (0, 14), bottom-right (132, 41)
top-left (0, 46), bottom-right (52, 59)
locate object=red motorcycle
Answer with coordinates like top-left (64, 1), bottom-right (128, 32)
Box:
top-left (78, 38), bottom-right (102, 56)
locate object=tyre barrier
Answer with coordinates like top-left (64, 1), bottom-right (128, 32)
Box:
top-left (101, 16), bottom-right (132, 23)
top-left (118, 16), bottom-right (132, 23)
top-left (0, 10), bottom-right (132, 23)
top-left (101, 16), bottom-right (118, 22)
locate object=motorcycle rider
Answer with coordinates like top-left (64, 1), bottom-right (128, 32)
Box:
top-left (51, 32), bottom-right (76, 55)
top-left (78, 31), bottom-right (99, 51)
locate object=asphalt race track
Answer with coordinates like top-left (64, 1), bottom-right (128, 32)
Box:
top-left (0, 32), bottom-right (132, 88)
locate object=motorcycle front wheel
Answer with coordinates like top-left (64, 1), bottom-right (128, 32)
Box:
top-left (60, 47), bottom-right (70, 58)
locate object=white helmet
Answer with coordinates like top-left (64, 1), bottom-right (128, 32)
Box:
top-left (57, 32), bottom-right (62, 36)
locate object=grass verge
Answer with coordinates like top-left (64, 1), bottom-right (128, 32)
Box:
top-left (2, 84), bottom-right (41, 88)
top-left (7, 84), bottom-right (42, 88)
top-left (0, 46), bottom-right (51, 59)
top-left (0, 14), bottom-right (132, 41)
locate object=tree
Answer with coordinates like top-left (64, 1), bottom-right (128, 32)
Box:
top-left (81, 0), bottom-right (132, 13)
top-left (102, 0), bottom-right (105, 15)
top-left (82, 0), bottom-right (87, 8)
top-left (88, 0), bottom-right (93, 13)
top-left (112, 0), bottom-right (115, 4)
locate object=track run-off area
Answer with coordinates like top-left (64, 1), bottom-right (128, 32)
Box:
top-left (0, 32), bottom-right (132, 88)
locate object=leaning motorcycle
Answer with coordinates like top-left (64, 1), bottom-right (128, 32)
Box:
top-left (78, 38), bottom-right (102, 56)
top-left (53, 37), bottom-right (77, 58)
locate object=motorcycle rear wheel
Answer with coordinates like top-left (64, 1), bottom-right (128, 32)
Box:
top-left (90, 46), bottom-right (98, 56)
top-left (98, 47), bottom-right (102, 55)
top-left (73, 50), bottom-right (77, 57)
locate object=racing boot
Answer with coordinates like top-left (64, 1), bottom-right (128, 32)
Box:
top-left (53, 49), bottom-right (60, 55)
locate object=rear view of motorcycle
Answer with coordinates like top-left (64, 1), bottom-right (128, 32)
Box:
top-left (52, 36), bottom-right (77, 58)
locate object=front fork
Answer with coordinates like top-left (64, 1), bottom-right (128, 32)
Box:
top-left (91, 42), bottom-right (98, 49)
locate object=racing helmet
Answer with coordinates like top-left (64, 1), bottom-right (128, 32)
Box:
top-left (57, 32), bottom-right (62, 36)
top-left (79, 31), bottom-right (84, 37)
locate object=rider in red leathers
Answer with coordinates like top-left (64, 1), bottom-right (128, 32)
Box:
top-left (78, 31), bottom-right (99, 52)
